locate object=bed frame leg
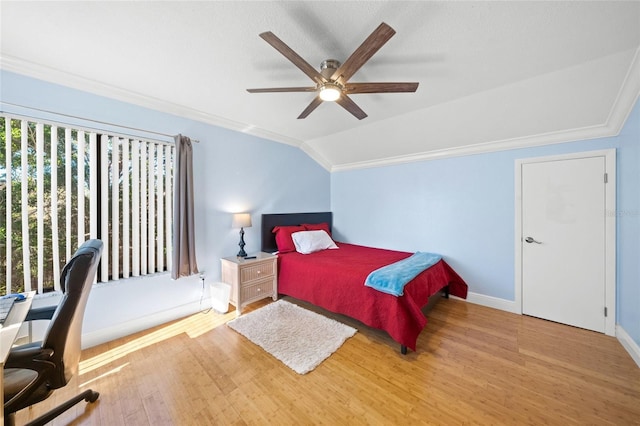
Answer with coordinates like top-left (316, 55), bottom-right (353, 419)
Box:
top-left (443, 285), bottom-right (450, 299)
top-left (400, 345), bottom-right (407, 355)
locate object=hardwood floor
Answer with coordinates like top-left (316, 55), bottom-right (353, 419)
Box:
top-left (12, 297), bottom-right (640, 425)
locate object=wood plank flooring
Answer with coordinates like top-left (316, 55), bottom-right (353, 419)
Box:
top-left (11, 297), bottom-right (640, 425)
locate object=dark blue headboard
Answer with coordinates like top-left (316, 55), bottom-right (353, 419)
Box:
top-left (261, 212), bottom-right (333, 253)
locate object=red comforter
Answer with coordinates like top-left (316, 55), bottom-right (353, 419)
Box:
top-left (277, 243), bottom-right (468, 351)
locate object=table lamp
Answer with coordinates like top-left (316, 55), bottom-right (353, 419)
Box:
top-left (232, 213), bottom-right (252, 257)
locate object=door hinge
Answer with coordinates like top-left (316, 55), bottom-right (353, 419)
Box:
top-left (604, 307), bottom-right (608, 317)
top-left (604, 173), bottom-right (608, 184)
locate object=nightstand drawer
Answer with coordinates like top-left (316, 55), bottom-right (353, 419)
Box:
top-left (241, 278), bottom-right (274, 303)
top-left (240, 262), bottom-right (275, 283)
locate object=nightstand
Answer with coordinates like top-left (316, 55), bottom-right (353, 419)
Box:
top-left (220, 252), bottom-right (278, 314)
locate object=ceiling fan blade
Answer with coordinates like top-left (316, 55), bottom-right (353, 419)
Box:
top-left (260, 32), bottom-right (327, 84)
top-left (330, 22), bottom-right (396, 83)
top-left (336, 94), bottom-right (368, 120)
top-left (247, 87), bottom-right (317, 93)
top-left (344, 82), bottom-right (419, 94)
top-left (297, 96), bottom-right (323, 119)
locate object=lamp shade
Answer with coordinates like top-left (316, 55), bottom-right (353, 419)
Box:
top-left (232, 213), bottom-right (252, 228)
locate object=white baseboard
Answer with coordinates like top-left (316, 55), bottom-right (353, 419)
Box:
top-left (460, 291), bottom-right (520, 314)
top-left (81, 298), bottom-right (211, 349)
top-left (616, 325), bottom-right (640, 368)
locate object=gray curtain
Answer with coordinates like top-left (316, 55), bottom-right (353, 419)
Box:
top-left (172, 134), bottom-right (199, 279)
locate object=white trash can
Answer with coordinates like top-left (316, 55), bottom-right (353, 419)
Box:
top-left (210, 282), bottom-right (231, 314)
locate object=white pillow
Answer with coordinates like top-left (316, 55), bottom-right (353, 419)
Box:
top-left (291, 230), bottom-right (339, 254)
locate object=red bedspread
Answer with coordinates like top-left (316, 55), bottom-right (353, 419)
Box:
top-left (277, 243), bottom-right (468, 351)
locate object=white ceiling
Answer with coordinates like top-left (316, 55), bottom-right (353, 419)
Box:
top-left (2, 1), bottom-right (639, 171)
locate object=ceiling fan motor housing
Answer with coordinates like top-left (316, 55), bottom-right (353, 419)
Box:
top-left (320, 59), bottom-right (341, 79)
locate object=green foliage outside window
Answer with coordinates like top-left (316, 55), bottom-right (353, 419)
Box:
top-left (0, 118), bottom-right (86, 294)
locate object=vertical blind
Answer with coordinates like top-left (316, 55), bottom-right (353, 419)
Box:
top-left (1, 115), bottom-right (175, 295)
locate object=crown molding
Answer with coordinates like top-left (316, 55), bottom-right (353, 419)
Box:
top-left (330, 123), bottom-right (616, 172)
top-left (331, 47), bottom-right (640, 172)
top-left (605, 47), bottom-right (640, 135)
top-left (3, 49), bottom-right (639, 174)
top-left (0, 55), bottom-right (303, 148)
top-left (299, 143), bottom-right (333, 172)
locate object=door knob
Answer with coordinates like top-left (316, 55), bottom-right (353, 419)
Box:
top-left (525, 236), bottom-right (542, 244)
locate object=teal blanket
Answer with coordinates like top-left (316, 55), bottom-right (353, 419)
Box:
top-left (364, 252), bottom-right (442, 296)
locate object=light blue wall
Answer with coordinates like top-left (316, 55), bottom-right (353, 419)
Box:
top-left (193, 125), bottom-right (330, 278)
top-left (615, 101), bottom-right (640, 346)
top-left (331, 100), bottom-right (640, 347)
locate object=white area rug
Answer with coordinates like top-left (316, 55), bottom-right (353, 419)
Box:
top-left (227, 299), bottom-right (357, 374)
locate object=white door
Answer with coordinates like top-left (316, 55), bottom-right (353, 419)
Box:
top-left (521, 156), bottom-right (606, 332)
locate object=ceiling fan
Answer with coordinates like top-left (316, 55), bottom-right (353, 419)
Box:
top-left (247, 22), bottom-right (419, 120)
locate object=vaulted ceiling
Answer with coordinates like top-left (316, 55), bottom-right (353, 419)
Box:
top-left (2, 1), bottom-right (639, 171)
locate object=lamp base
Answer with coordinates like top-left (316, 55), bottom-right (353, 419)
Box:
top-left (237, 227), bottom-right (247, 257)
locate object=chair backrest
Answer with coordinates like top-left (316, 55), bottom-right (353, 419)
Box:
top-left (41, 239), bottom-right (103, 389)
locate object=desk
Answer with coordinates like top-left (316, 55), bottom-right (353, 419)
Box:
top-left (1, 292), bottom-right (35, 425)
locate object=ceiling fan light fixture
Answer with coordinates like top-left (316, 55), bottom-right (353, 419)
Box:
top-left (319, 83), bottom-right (342, 102)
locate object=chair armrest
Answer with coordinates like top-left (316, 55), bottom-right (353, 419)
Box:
top-left (25, 305), bottom-right (57, 321)
top-left (4, 343), bottom-right (54, 371)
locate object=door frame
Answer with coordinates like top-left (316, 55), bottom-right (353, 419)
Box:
top-left (514, 149), bottom-right (616, 336)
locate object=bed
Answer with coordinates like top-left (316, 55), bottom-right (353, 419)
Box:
top-left (261, 212), bottom-right (468, 354)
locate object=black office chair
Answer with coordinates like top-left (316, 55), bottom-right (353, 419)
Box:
top-left (3, 239), bottom-right (103, 426)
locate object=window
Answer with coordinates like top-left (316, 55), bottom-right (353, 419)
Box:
top-left (1, 115), bottom-right (175, 295)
